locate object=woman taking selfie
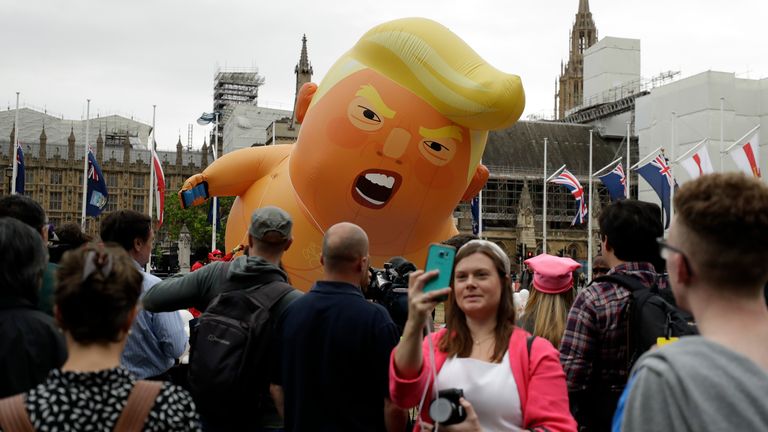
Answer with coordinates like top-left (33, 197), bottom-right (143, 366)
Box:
top-left (389, 240), bottom-right (575, 431)
top-left (0, 244), bottom-right (200, 431)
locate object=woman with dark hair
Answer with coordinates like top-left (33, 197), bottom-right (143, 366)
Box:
top-left (390, 240), bottom-right (575, 431)
top-left (0, 244), bottom-right (200, 431)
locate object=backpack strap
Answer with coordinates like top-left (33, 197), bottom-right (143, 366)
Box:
top-left (113, 380), bottom-right (163, 432)
top-left (0, 394), bottom-right (34, 432)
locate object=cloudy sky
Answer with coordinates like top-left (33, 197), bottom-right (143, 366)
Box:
top-left (3, 0), bottom-right (765, 151)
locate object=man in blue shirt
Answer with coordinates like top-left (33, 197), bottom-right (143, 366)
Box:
top-left (100, 210), bottom-right (186, 380)
top-left (270, 222), bottom-right (405, 431)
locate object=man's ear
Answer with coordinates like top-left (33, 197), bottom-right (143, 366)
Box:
top-left (133, 237), bottom-right (143, 252)
top-left (461, 164), bottom-right (490, 202)
top-left (295, 83), bottom-right (318, 124)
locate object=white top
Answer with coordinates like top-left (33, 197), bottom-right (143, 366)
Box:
top-left (436, 351), bottom-right (523, 431)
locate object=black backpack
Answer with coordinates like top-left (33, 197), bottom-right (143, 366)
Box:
top-left (595, 274), bottom-right (698, 366)
top-left (187, 263), bottom-right (295, 421)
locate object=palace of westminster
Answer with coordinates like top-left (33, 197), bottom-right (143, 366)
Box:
top-left (0, 1), bottom-right (630, 271)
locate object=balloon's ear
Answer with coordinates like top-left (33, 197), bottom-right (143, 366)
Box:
top-left (296, 83), bottom-right (318, 124)
top-left (461, 164), bottom-right (490, 202)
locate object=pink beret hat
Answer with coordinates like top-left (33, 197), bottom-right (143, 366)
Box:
top-left (524, 254), bottom-right (582, 294)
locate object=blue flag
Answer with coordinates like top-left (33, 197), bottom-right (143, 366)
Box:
top-left (14, 144), bottom-right (24, 195)
top-left (635, 154), bottom-right (675, 229)
top-left (598, 163), bottom-right (626, 201)
top-left (470, 195), bottom-right (480, 235)
top-left (86, 149), bottom-right (108, 216)
top-left (207, 198), bottom-right (220, 226)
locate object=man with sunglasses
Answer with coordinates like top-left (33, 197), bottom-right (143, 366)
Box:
top-left (614, 173), bottom-right (768, 431)
top-left (560, 199), bottom-right (664, 431)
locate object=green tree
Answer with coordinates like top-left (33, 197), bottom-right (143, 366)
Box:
top-left (161, 193), bottom-right (235, 251)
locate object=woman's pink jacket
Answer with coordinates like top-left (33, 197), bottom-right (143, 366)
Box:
top-left (389, 326), bottom-right (577, 432)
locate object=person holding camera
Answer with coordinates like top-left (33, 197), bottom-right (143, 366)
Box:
top-left (390, 240), bottom-right (576, 431)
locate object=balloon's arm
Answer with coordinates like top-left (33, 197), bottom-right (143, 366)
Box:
top-left (178, 145), bottom-right (291, 209)
top-left (460, 163), bottom-right (490, 201)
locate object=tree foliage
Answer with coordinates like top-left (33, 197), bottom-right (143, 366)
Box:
top-left (160, 193), bottom-right (235, 251)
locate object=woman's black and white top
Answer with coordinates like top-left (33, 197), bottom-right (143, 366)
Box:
top-left (21, 367), bottom-right (200, 431)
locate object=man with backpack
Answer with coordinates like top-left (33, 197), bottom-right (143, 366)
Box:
top-left (142, 206), bottom-right (302, 431)
top-left (613, 173), bottom-right (768, 431)
top-left (559, 200), bottom-right (665, 431)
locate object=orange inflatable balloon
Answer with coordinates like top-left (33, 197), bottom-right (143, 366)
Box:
top-left (179, 18), bottom-right (525, 290)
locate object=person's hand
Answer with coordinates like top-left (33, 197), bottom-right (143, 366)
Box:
top-left (406, 270), bottom-right (450, 329)
top-left (440, 398), bottom-right (482, 432)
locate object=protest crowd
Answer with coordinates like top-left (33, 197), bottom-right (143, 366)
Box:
top-left (0, 172), bottom-right (765, 432)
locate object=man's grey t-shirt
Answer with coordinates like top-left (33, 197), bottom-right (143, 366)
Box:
top-left (621, 336), bottom-right (768, 432)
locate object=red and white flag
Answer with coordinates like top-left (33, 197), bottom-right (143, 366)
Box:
top-left (729, 129), bottom-right (761, 178)
top-left (151, 149), bottom-right (166, 227)
top-left (680, 143), bottom-right (714, 179)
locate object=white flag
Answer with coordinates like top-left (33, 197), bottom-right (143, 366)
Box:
top-left (729, 129), bottom-right (761, 178)
top-left (680, 144), bottom-right (714, 179)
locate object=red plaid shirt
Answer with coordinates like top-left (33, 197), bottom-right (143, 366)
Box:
top-left (559, 262), bottom-right (661, 395)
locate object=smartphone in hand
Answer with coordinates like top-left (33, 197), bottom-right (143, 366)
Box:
top-left (423, 244), bottom-right (456, 301)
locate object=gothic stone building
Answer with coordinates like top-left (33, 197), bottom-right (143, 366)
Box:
top-left (0, 111), bottom-right (206, 238)
top-left (556, 0), bottom-right (598, 119)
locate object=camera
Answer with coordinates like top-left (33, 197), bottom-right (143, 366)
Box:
top-left (367, 257), bottom-right (415, 333)
top-left (429, 388), bottom-right (466, 425)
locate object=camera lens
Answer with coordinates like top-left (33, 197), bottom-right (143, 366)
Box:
top-left (429, 398), bottom-right (453, 423)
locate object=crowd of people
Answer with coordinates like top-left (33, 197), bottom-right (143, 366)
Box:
top-left (0, 172), bottom-right (767, 431)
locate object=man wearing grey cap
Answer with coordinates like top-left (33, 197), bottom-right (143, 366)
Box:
top-left (143, 206), bottom-right (302, 431)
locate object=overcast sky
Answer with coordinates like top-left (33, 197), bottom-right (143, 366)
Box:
top-left (3, 0), bottom-right (766, 151)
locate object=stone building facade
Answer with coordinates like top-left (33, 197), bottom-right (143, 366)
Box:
top-left (1, 116), bottom-right (205, 238)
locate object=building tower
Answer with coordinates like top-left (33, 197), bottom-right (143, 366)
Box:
top-left (291, 34), bottom-right (314, 129)
top-left (556, 0), bottom-right (598, 119)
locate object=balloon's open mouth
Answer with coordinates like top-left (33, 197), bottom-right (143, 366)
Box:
top-left (352, 170), bottom-right (402, 209)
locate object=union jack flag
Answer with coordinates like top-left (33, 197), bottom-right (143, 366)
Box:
top-left (649, 155), bottom-right (674, 187)
top-left (598, 163), bottom-right (626, 201)
top-left (87, 148), bottom-right (100, 182)
top-left (551, 168), bottom-right (588, 225)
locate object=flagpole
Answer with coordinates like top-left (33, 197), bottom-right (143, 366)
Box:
top-left (626, 121), bottom-right (631, 199)
top-left (719, 97), bottom-right (724, 171)
top-left (543, 137), bottom-right (548, 254)
top-left (80, 99), bottom-right (90, 227)
top-left (147, 105), bottom-right (156, 272)
top-left (478, 159), bottom-right (484, 239)
top-left (588, 129), bottom-right (594, 282)
top-left (593, 157), bottom-right (623, 177)
top-left (629, 146), bottom-right (663, 171)
top-left (724, 124), bottom-right (760, 153)
top-left (669, 112), bottom-right (677, 226)
top-left (11, 92), bottom-right (19, 195)
top-left (212, 112), bottom-right (219, 252)
top-left (673, 138), bottom-right (708, 164)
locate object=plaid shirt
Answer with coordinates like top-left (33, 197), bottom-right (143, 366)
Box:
top-left (559, 262), bottom-right (661, 395)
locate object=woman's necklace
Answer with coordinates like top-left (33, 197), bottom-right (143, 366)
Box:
top-left (473, 334), bottom-right (495, 345)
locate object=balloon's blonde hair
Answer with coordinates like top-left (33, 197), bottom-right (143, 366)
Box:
top-left (310, 18), bottom-right (526, 184)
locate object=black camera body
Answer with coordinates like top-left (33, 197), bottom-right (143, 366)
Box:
top-left (429, 388), bottom-right (466, 425)
top-left (367, 257), bottom-right (415, 332)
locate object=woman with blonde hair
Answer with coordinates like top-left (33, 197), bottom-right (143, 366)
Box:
top-left (519, 254), bottom-right (581, 348)
top-left (390, 240), bottom-right (575, 431)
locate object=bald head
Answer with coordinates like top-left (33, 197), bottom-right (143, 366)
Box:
top-left (322, 222), bottom-right (369, 276)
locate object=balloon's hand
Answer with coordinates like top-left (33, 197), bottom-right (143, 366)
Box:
top-left (179, 174), bottom-right (209, 209)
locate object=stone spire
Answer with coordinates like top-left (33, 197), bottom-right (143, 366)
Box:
top-left (201, 138), bottom-right (208, 167)
top-left (96, 129), bottom-right (104, 163)
top-left (176, 136), bottom-right (183, 166)
top-left (291, 34), bottom-right (314, 128)
top-left (39, 125), bottom-right (47, 160)
top-left (556, 0), bottom-right (598, 119)
top-left (68, 126), bottom-right (76, 160)
top-left (123, 133), bottom-right (131, 164)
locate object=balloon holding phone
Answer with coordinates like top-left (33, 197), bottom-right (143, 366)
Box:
top-left (423, 244), bottom-right (457, 302)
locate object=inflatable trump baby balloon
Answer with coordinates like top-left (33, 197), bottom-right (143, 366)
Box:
top-left (179, 18), bottom-right (525, 289)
